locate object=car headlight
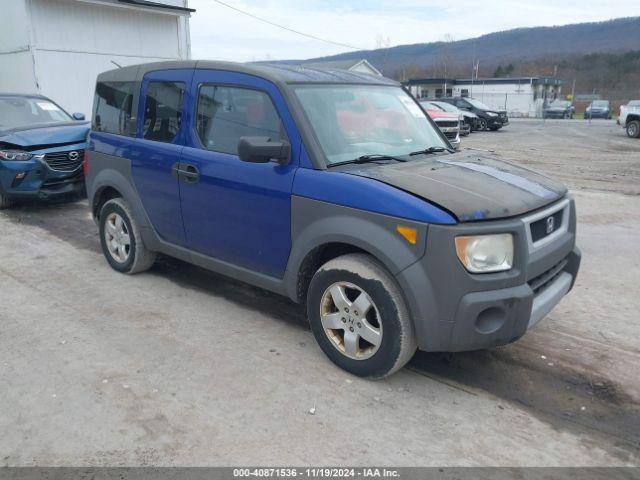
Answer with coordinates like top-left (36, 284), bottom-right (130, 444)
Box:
top-left (0, 150), bottom-right (36, 161)
top-left (486, 112), bottom-right (498, 117)
top-left (455, 233), bottom-right (514, 273)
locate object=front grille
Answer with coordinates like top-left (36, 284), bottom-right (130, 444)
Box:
top-left (528, 258), bottom-right (568, 294)
top-left (436, 121), bottom-right (458, 128)
top-left (444, 131), bottom-right (458, 139)
top-left (44, 149), bottom-right (84, 171)
top-left (530, 209), bottom-right (564, 242)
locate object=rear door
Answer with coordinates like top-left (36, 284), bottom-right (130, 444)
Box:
top-left (129, 69), bottom-right (194, 246)
top-left (178, 70), bottom-right (301, 278)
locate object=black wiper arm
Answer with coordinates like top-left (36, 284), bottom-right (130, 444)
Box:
top-left (327, 154), bottom-right (408, 168)
top-left (409, 146), bottom-right (456, 156)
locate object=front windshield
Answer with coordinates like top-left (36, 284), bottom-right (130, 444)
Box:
top-left (0, 96), bottom-right (72, 129)
top-left (433, 101), bottom-right (458, 113)
top-left (294, 85), bottom-right (447, 165)
top-left (551, 100), bottom-right (570, 107)
top-left (592, 101), bottom-right (609, 107)
top-left (466, 98), bottom-right (492, 110)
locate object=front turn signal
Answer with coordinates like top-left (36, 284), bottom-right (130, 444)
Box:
top-left (396, 226), bottom-right (417, 245)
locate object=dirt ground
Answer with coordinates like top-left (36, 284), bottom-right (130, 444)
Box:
top-left (0, 118), bottom-right (639, 467)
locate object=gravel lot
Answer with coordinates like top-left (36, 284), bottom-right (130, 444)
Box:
top-left (1, 119), bottom-right (639, 466)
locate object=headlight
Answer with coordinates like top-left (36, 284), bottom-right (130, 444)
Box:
top-left (486, 112), bottom-right (498, 117)
top-left (455, 234), bottom-right (514, 273)
top-left (0, 150), bottom-right (35, 161)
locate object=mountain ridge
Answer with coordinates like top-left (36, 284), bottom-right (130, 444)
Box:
top-left (288, 17), bottom-right (640, 79)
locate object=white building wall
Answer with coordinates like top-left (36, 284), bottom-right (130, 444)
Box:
top-left (0, 0), bottom-right (191, 117)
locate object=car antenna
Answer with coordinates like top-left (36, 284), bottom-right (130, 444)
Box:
top-left (110, 60), bottom-right (123, 69)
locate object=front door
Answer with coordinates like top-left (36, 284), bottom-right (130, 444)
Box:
top-left (179, 70), bottom-right (301, 278)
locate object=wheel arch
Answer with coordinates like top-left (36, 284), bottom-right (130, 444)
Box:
top-left (286, 197), bottom-right (429, 308)
top-left (626, 114), bottom-right (640, 125)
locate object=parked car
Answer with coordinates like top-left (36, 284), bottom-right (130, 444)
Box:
top-left (428, 100), bottom-right (476, 134)
top-left (584, 100), bottom-right (612, 119)
top-left (0, 93), bottom-right (89, 208)
top-left (618, 100), bottom-right (640, 138)
top-left (418, 100), bottom-right (461, 148)
top-left (438, 97), bottom-right (508, 131)
top-left (87, 61), bottom-right (580, 378)
top-left (543, 100), bottom-right (575, 119)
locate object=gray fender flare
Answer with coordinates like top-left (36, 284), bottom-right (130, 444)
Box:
top-left (284, 197), bottom-right (430, 312)
top-left (88, 157), bottom-right (159, 250)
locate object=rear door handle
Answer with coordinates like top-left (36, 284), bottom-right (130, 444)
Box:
top-left (177, 164), bottom-right (199, 183)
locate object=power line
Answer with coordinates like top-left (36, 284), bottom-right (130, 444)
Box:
top-left (209, 0), bottom-right (364, 51)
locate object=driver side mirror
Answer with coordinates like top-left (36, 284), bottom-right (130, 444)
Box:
top-left (72, 112), bottom-right (86, 121)
top-left (238, 136), bottom-right (290, 165)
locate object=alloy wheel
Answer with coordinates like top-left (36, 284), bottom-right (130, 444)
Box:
top-left (104, 212), bottom-right (131, 263)
top-left (319, 281), bottom-right (382, 360)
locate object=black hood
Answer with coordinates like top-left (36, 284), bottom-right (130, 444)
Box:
top-left (341, 150), bottom-right (567, 222)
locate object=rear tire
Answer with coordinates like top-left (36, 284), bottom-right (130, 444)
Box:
top-left (627, 120), bottom-right (640, 138)
top-left (99, 198), bottom-right (156, 274)
top-left (307, 253), bottom-right (417, 379)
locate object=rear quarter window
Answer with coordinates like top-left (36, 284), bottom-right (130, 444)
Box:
top-left (93, 82), bottom-right (136, 136)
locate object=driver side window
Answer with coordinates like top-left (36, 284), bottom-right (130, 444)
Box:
top-left (196, 85), bottom-right (286, 156)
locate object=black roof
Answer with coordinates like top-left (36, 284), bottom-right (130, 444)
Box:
top-left (97, 60), bottom-right (398, 86)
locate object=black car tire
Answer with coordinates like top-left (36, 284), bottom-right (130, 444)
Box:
top-left (0, 193), bottom-right (12, 210)
top-left (478, 118), bottom-right (488, 131)
top-left (99, 197), bottom-right (156, 274)
top-left (627, 120), bottom-right (640, 138)
top-left (307, 253), bottom-right (417, 379)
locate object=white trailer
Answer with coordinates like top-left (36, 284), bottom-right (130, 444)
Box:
top-left (0, 0), bottom-right (193, 117)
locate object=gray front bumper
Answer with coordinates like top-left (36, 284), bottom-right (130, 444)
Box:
top-left (395, 197), bottom-right (580, 352)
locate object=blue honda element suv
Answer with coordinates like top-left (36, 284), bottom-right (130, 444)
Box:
top-left (87, 61), bottom-right (581, 378)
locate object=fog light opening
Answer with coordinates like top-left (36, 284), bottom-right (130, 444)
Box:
top-left (475, 307), bottom-right (506, 334)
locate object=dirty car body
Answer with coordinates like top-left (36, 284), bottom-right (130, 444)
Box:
top-left (87, 61), bottom-right (580, 377)
top-left (0, 94), bottom-right (89, 205)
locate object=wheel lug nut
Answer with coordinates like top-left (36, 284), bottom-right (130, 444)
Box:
top-left (357, 322), bottom-right (362, 328)
top-left (349, 327), bottom-right (354, 332)
top-left (345, 307), bottom-right (349, 313)
top-left (341, 318), bottom-right (346, 323)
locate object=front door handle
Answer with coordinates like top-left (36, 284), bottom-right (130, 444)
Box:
top-left (177, 164), bottom-right (199, 183)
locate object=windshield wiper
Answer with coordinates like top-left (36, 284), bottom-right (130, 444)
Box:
top-left (409, 146), bottom-right (456, 156)
top-left (327, 154), bottom-right (408, 168)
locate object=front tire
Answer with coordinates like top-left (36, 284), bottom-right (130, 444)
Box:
top-left (99, 198), bottom-right (156, 274)
top-left (627, 120), bottom-right (640, 138)
top-left (307, 253), bottom-right (417, 379)
top-left (0, 193), bottom-right (12, 210)
top-left (478, 118), bottom-right (488, 131)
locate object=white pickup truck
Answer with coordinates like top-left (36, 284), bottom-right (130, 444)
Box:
top-left (618, 100), bottom-right (640, 138)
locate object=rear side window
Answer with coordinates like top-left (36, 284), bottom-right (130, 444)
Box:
top-left (196, 85), bottom-right (285, 155)
top-left (93, 82), bottom-right (135, 136)
top-left (143, 81), bottom-right (185, 143)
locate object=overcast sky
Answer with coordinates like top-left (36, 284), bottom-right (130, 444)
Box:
top-left (188, 0), bottom-right (640, 62)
